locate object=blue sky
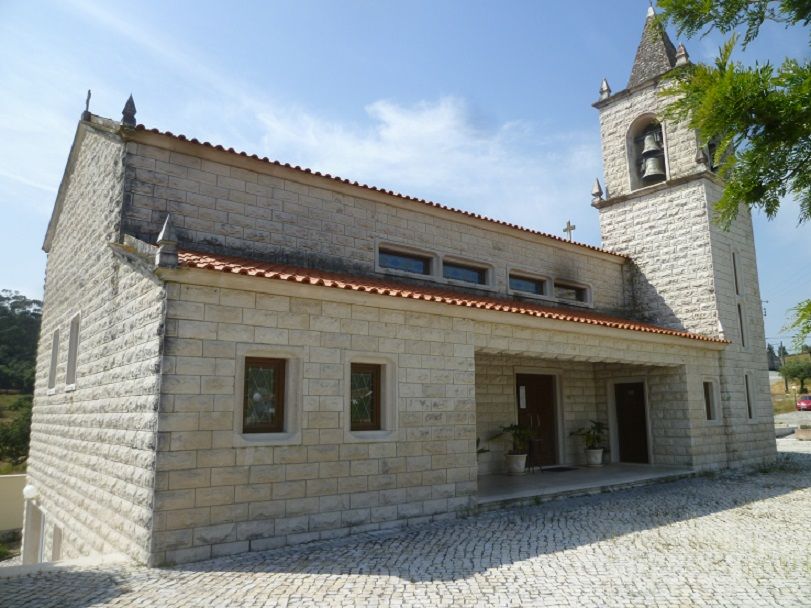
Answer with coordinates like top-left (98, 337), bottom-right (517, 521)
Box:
top-left (0, 0), bottom-right (807, 348)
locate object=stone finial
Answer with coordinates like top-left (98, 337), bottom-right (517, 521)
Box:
top-left (591, 178), bottom-right (604, 203)
top-left (599, 78), bottom-right (612, 100)
top-left (647, 3), bottom-right (655, 18)
top-left (122, 94), bottom-right (137, 128)
top-left (695, 145), bottom-right (708, 165)
top-left (675, 43), bottom-right (690, 66)
top-left (81, 90), bottom-right (92, 121)
top-left (155, 214), bottom-right (178, 268)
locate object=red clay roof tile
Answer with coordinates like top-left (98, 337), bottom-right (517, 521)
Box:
top-left (177, 250), bottom-right (725, 344)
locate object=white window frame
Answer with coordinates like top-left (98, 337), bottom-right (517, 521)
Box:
top-left (233, 345), bottom-right (302, 446)
top-left (65, 313), bottom-right (80, 391)
top-left (343, 352), bottom-right (398, 443)
top-left (47, 330), bottom-right (59, 393)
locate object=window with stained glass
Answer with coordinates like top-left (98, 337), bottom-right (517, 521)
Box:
top-left (350, 363), bottom-right (381, 431)
top-left (243, 358), bottom-right (285, 433)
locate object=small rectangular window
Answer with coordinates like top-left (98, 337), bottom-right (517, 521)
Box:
top-left (554, 281), bottom-right (589, 303)
top-left (732, 252), bottom-right (740, 295)
top-left (738, 304), bottom-right (746, 347)
top-left (65, 315), bottom-right (80, 386)
top-left (48, 331), bottom-right (59, 390)
top-left (243, 357), bottom-right (286, 433)
top-left (509, 274), bottom-right (546, 295)
top-left (744, 374), bottom-right (753, 419)
top-left (350, 363), bottom-right (381, 431)
top-left (379, 249), bottom-right (431, 275)
top-left (703, 381), bottom-right (716, 421)
top-left (443, 261), bottom-right (487, 285)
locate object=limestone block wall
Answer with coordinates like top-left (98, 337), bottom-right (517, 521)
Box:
top-left (119, 135), bottom-right (629, 315)
top-left (598, 181), bottom-right (719, 334)
top-left (597, 83), bottom-right (702, 200)
top-left (704, 181), bottom-right (775, 465)
top-left (474, 354), bottom-right (600, 473)
top-left (28, 125), bottom-right (164, 564)
top-left (151, 277), bottom-right (477, 565)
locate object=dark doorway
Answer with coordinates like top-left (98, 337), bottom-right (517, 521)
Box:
top-left (614, 382), bottom-right (649, 463)
top-left (516, 374), bottom-right (557, 466)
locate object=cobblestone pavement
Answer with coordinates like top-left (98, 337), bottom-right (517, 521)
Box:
top-left (3, 438), bottom-right (811, 608)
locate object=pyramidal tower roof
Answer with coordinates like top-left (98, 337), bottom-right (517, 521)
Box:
top-left (627, 6), bottom-right (678, 88)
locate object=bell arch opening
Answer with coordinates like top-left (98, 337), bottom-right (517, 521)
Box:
top-left (627, 115), bottom-right (667, 190)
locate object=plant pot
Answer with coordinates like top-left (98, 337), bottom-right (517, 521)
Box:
top-left (585, 448), bottom-right (604, 467)
top-left (505, 453), bottom-right (527, 475)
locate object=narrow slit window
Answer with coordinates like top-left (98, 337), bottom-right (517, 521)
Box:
top-left (379, 249), bottom-right (431, 275)
top-left (65, 315), bottom-right (80, 386)
top-left (732, 252), bottom-right (740, 295)
top-left (243, 358), bottom-right (286, 433)
top-left (738, 304), bottom-right (746, 347)
top-left (350, 363), bottom-right (381, 431)
top-left (443, 261), bottom-right (487, 285)
top-left (744, 374), bottom-right (753, 419)
top-left (554, 281), bottom-right (589, 303)
top-left (509, 274), bottom-right (546, 296)
top-left (48, 331), bottom-right (59, 390)
top-left (703, 381), bottom-right (716, 421)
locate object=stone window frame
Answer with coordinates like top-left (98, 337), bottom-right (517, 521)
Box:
top-left (375, 239), bottom-right (438, 281)
top-left (507, 271), bottom-right (550, 298)
top-left (626, 113), bottom-right (670, 192)
top-left (343, 352), bottom-right (397, 443)
top-left (233, 345), bottom-right (302, 446)
top-left (440, 255), bottom-right (495, 290)
top-left (744, 372), bottom-right (755, 421)
top-left (65, 313), bottom-right (81, 391)
top-left (552, 279), bottom-right (593, 307)
top-left (47, 329), bottom-right (59, 393)
top-left (702, 377), bottom-right (721, 424)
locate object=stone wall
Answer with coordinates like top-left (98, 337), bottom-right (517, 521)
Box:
top-left (120, 135), bottom-right (629, 315)
top-left (27, 124), bottom-right (165, 564)
top-left (595, 79), bottom-right (776, 467)
top-left (151, 275), bottom-right (477, 565)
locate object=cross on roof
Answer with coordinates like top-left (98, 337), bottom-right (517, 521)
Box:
top-left (563, 220), bottom-right (576, 241)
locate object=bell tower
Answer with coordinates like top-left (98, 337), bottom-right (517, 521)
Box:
top-left (591, 7), bottom-right (775, 466)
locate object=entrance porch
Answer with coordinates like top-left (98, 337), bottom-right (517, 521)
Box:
top-left (477, 462), bottom-right (694, 510)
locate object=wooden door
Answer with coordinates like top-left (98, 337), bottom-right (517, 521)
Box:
top-left (516, 374), bottom-right (557, 466)
top-left (614, 382), bottom-right (649, 463)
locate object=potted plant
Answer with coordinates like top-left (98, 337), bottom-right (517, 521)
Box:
top-left (500, 424), bottom-right (532, 475)
top-left (570, 420), bottom-right (608, 466)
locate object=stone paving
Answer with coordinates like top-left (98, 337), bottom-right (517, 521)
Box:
top-left (3, 438), bottom-right (811, 608)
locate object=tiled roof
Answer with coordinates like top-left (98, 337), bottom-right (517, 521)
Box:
top-left (177, 250), bottom-right (725, 344)
top-left (129, 124), bottom-right (625, 259)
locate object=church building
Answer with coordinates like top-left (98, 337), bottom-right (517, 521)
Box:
top-left (21, 10), bottom-right (775, 566)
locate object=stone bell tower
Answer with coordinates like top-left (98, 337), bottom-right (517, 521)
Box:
top-left (591, 7), bottom-right (775, 466)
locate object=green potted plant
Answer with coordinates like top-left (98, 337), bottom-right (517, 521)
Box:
top-left (570, 420), bottom-right (608, 466)
top-left (500, 424), bottom-right (532, 475)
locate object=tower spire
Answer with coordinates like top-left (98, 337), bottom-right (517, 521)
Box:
top-left (627, 6), bottom-right (678, 88)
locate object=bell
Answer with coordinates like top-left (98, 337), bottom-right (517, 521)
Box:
top-left (641, 132), bottom-right (662, 156)
top-left (641, 155), bottom-right (666, 181)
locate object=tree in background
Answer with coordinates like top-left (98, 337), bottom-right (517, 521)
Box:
top-left (780, 358), bottom-right (811, 392)
top-left (0, 290), bottom-right (42, 392)
top-left (658, 0), bottom-right (810, 348)
top-left (767, 343), bottom-right (780, 370)
top-left (0, 395), bottom-right (32, 466)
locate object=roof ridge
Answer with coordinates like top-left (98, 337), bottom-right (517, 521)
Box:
top-left (175, 249), bottom-right (726, 344)
top-left (127, 124), bottom-right (626, 259)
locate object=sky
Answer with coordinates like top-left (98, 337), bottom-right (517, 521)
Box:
top-left (0, 0), bottom-right (807, 348)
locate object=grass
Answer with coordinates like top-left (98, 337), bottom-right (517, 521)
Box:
top-left (772, 393), bottom-right (798, 415)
